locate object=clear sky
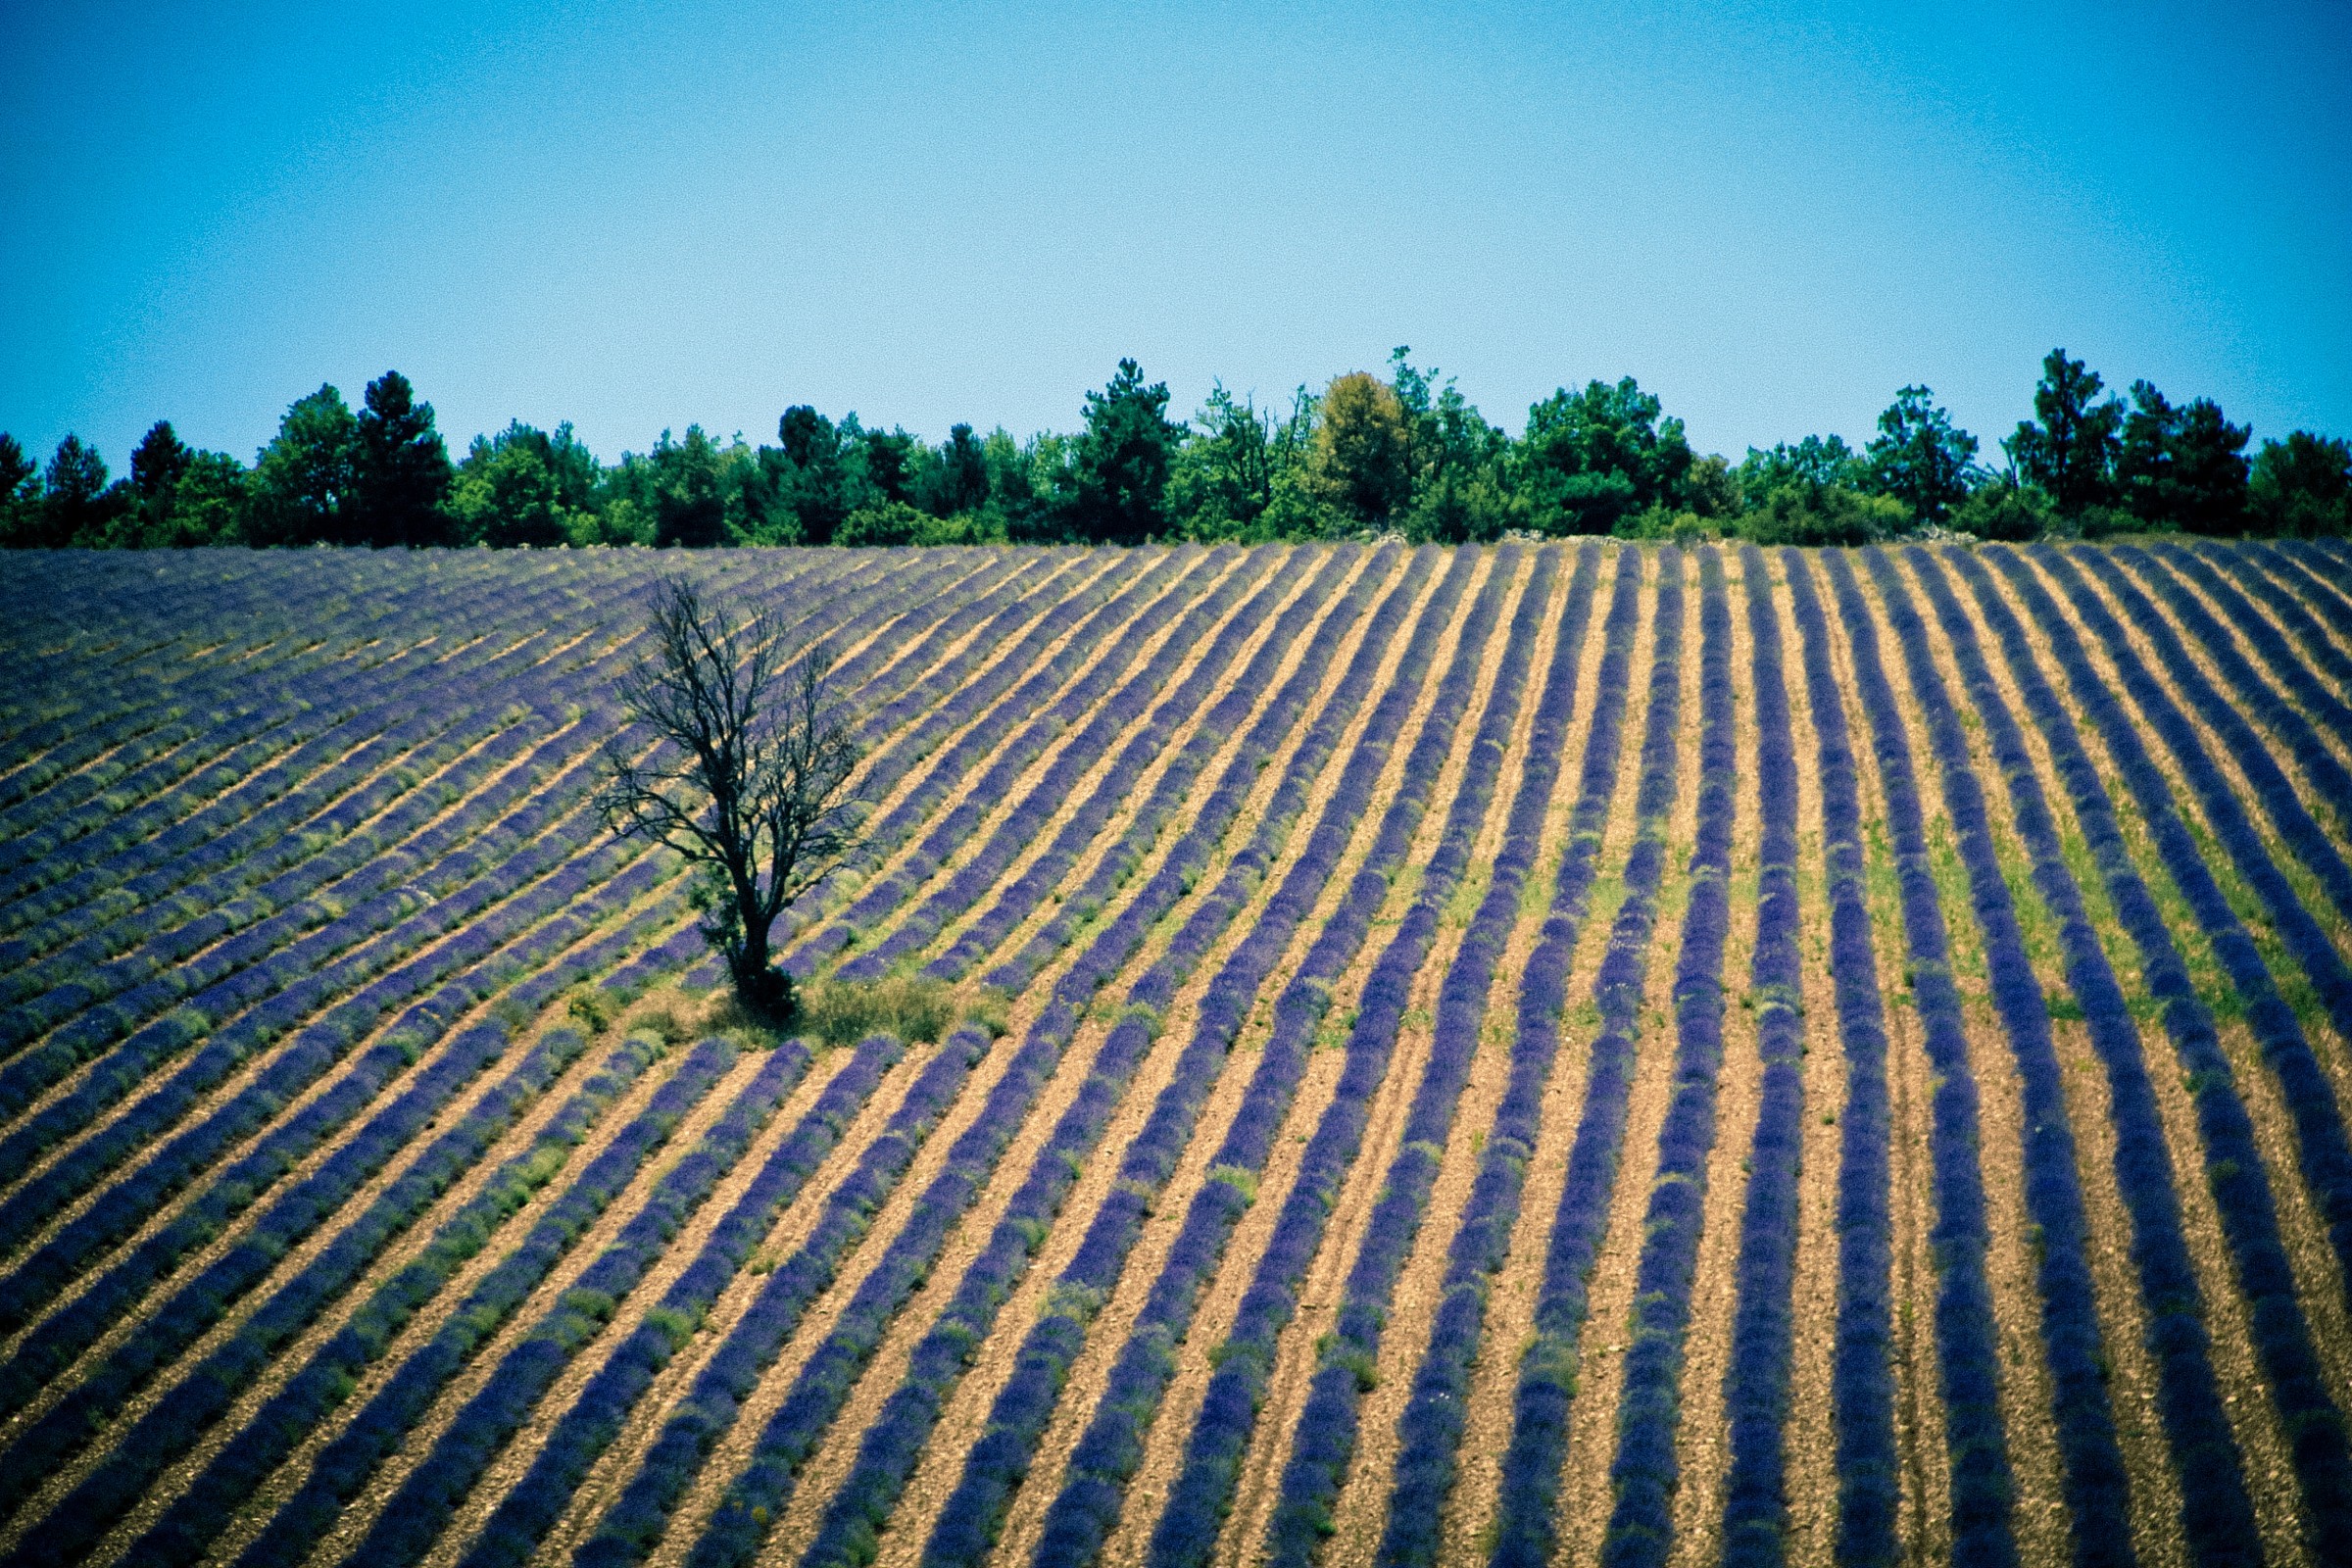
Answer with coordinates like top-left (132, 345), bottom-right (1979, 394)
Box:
top-left (4, 0), bottom-right (2347, 472)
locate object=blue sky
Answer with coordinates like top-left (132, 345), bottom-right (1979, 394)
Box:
top-left (3, 0), bottom-right (2347, 471)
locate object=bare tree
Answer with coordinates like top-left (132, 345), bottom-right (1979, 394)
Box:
top-left (597, 575), bottom-right (864, 1022)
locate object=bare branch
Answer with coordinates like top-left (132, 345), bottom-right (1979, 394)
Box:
top-left (594, 573), bottom-right (868, 1021)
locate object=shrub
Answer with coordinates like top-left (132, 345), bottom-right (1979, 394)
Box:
top-left (1949, 483), bottom-right (2048, 541)
top-left (566, 988), bottom-right (617, 1034)
top-left (794, 974), bottom-right (967, 1051)
top-left (1740, 483), bottom-right (1907, 547)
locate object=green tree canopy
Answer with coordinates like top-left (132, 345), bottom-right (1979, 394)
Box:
top-left (1865, 385), bottom-right (1978, 524)
top-left (2006, 348), bottom-right (2120, 516)
top-left (923, 422), bottom-right (992, 518)
top-left (450, 432), bottom-right (574, 547)
top-left (249, 384), bottom-right (358, 545)
top-left (349, 370), bottom-right (455, 546)
top-left (765, 406), bottom-right (852, 545)
top-left (1310, 370), bottom-right (1410, 529)
top-left (1520, 375), bottom-right (1693, 535)
top-left (1066, 358), bottom-right (1183, 545)
top-left (2251, 431), bottom-right (2352, 536)
top-left (168, 452), bottom-right (249, 547)
top-left (129, 420), bottom-right (192, 506)
top-left (1739, 434), bottom-right (1865, 497)
top-left (1167, 383), bottom-right (1279, 539)
top-left (619, 425), bottom-right (728, 548)
top-left (42, 434), bottom-right (123, 546)
top-left (0, 435), bottom-right (36, 545)
top-left (2116, 380), bottom-right (2251, 534)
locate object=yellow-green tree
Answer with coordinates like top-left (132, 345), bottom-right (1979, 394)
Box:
top-left (1310, 370), bottom-right (1409, 529)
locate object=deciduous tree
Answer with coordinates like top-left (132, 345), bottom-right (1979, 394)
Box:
top-left (2251, 431), bottom-right (2352, 536)
top-left (1520, 375), bottom-right (1692, 534)
top-left (1310, 370), bottom-right (1410, 528)
top-left (1865, 385), bottom-right (1978, 524)
top-left (248, 385), bottom-right (358, 545)
top-left (597, 576), bottom-right (867, 1023)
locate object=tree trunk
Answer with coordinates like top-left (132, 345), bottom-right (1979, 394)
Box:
top-left (730, 912), bottom-right (793, 1025)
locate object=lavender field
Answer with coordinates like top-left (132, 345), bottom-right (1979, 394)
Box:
top-left (1, 539), bottom-right (2349, 1568)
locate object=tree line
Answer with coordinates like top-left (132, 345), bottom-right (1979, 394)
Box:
top-left (4, 348), bottom-right (2347, 550)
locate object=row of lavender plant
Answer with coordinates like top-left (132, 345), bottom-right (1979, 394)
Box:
top-left (0, 851), bottom-right (678, 1452)
top-left (673, 562), bottom-right (1379, 1568)
top-left (0, 545), bottom-right (509, 758)
top-left (0, 778), bottom-right (621, 1269)
top-left (781, 552), bottom-right (1172, 966)
top-left (5, 632), bottom-right (631, 1026)
top-left (0, 755), bottom-right (656, 1290)
top-left (2117, 544), bottom-right (2352, 832)
top-left (807, 551), bottom-right (1021, 699)
top-left (1984, 547), bottom-right (2352, 1544)
top-left (2194, 544), bottom-right (2352, 729)
top-left (0, 553), bottom-right (364, 758)
top-left (7, 888), bottom-right (701, 1558)
top-left (332, 1042), bottom-right (815, 1568)
top-left (956, 547), bottom-right (1366, 990)
top-left (965, 547), bottom-right (1485, 1568)
top-left (0, 550), bottom-right (691, 910)
top-left (0, 585), bottom-right (571, 950)
top-left (839, 548), bottom-right (1295, 979)
top-left (0, 544), bottom-right (668, 852)
top-left (905, 547), bottom-right (1462, 1568)
top-left (2069, 547), bottom-right (2352, 963)
top-left (780, 549), bottom-right (1387, 1568)
top-left (2160, 545), bottom-right (2352, 757)
top-left (811, 541), bottom-right (1435, 1568)
top-left (114, 1006), bottom-right (729, 1568)
top-left (1861, 548), bottom-right (2134, 1564)
top-left (1777, 550), bottom-right (1899, 1568)
top-left (0, 1018), bottom-right (633, 1567)
top-left (1, 680), bottom-right (534, 1002)
top-left (0, 691), bottom-right (596, 1085)
top-left (0, 1025), bottom-right (669, 1557)
top-left (41, 550), bottom-right (907, 1020)
top-left (1140, 547), bottom-right (1538, 1568)
top-left (0, 551), bottom-right (948, 1285)
top-left (2314, 537), bottom-right (2352, 577)
top-left (1916, 546), bottom-right (2286, 1564)
top-left (1375, 544), bottom-right (1637, 1568)
top-left (1812, 551), bottom-right (2015, 1568)
top-left (1, 879), bottom-right (658, 1417)
top-left (2255, 540), bottom-right (2352, 645)
top-left (1483, 549), bottom-right (1686, 1568)
top-left (38, 545), bottom-right (1002, 1551)
top-left (451, 1032), bottom-right (905, 1568)
top-left (1712, 546), bottom-right (1807, 1568)
top-left (1592, 549), bottom-right (1740, 1568)
top-left (2, 622), bottom-right (639, 1047)
top-left (2031, 546), bottom-right (2352, 1290)
top-left (7, 548), bottom-right (901, 1024)
top-left (1259, 545), bottom-right (1592, 1568)
top-left (802, 550), bottom-right (1217, 968)
top-left (225, 1035), bottom-right (746, 1568)
top-left (882, 546), bottom-right (1328, 983)
top-left (0, 583), bottom-right (531, 904)
top-left (840, 552), bottom-right (1086, 752)
top-left (0, 564), bottom-right (474, 871)
top-left (569, 1024), bottom-right (992, 1568)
